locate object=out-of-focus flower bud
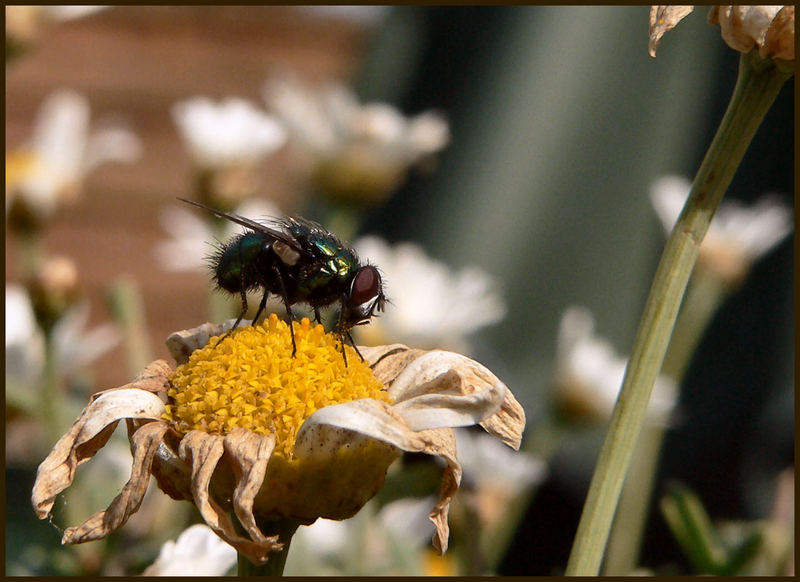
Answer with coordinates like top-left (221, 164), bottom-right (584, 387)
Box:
top-left (27, 256), bottom-right (80, 332)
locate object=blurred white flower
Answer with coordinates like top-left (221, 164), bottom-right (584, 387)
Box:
top-left (5, 284), bottom-right (120, 387)
top-left (455, 428), bottom-right (545, 494)
top-left (263, 75), bottom-right (449, 202)
top-left (553, 306), bottom-right (677, 425)
top-left (650, 175), bottom-right (793, 286)
top-left (154, 198), bottom-right (282, 273)
top-left (6, 284), bottom-right (44, 385)
top-left (352, 236), bottom-right (507, 352)
top-left (7, 89), bottom-right (142, 226)
top-left (143, 524), bottom-right (237, 576)
top-left (287, 496), bottom-right (436, 575)
top-left (454, 427), bottom-right (545, 527)
top-left (171, 97), bottom-right (286, 169)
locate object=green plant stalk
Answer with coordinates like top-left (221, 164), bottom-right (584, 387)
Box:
top-left (237, 518), bottom-right (300, 576)
top-left (107, 278), bottom-right (153, 378)
top-left (42, 330), bottom-right (66, 445)
top-left (603, 274), bottom-right (729, 575)
top-left (565, 50), bottom-right (792, 576)
top-left (661, 484), bottom-right (728, 573)
top-left (209, 217), bottom-right (236, 324)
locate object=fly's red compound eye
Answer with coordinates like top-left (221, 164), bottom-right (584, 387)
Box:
top-left (351, 266), bottom-right (382, 305)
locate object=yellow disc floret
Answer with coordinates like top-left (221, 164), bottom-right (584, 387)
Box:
top-left (165, 314), bottom-right (391, 459)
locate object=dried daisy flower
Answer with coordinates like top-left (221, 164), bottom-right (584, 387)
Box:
top-left (31, 314), bottom-right (524, 572)
top-left (649, 6), bottom-right (795, 61)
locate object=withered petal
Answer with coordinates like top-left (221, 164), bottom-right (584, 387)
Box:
top-left (179, 431), bottom-right (282, 564)
top-left (366, 346), bottom-right (526, 448)
top-left (761, 5), bottom-right (795, 61)
top-left (62, 422), bottom-right (169, 544)
top-left (479, 385), bottom-right (526, 450)
top-left (428, 431), bottom-right (461, 555)
top-left (649, 6), bottom-right (695, 57)
top-left (166, 321), bottom-right (235, 365)
top-left (32, 386), bottom-right (167, 519)
top-left (223, 428), bottom-right (281, 547)
top-left (297, 399), bottom-right (462, 554)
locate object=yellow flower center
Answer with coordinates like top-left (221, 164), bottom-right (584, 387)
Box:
top-left (165, 314), bottom-right (391, 459)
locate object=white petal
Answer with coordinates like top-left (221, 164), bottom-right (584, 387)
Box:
top-left (144, 524), bottom-right (237, 576)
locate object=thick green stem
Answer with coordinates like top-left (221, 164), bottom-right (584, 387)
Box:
top-left (565, 51), bottom-right (792, 576)
top-left (237, 518), bottom-right (299, 576)
top-left (603, 274), bottom-right (729, 574)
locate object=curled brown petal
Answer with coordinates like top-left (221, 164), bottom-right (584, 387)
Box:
top-left (62, 422), bottom-right (169, 544)
top-left (648, 6), bottom-right (695, 57)
top-left (761, 6), bottom-right (795, 61)
top-left (366, 345), bottom-right (526, 448)
top-left (223, 428), bottom-right (281, 546)
top-left (179, 431), bottom-right (282, 564)
top-left (479, 386), bottom-right (526, 450)
top-left (32, 386), bottom-right (166, 519)
top-left (166, 321), bottom-right (234, 365)
top-left (298, 399), bottom-right (462, 553)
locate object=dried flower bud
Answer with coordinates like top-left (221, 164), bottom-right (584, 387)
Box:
top-left (27, 256), bottom-right (80, 332)
top-left (708, 5), bottom-right (794, 61)
top-left (649, 6), bottom-right (794, 62)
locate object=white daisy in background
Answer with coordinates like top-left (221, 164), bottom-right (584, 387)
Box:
top-left (454, 427), bottom-right (545, 526)
top-left (650, 175), bottom-right (793, 286)
top-left (154, 197), bottom-right (282, 274)
top-left (171, 97), bottom-right (287, 170)
top-left (6, 284), bottom-right (45, 387)
top-left (352, 236), bottom-right (507, 353)
top-left (143, 524), bottom-right (237, 576)
top-left (553, 306), bottom-right (677, 425)
top-left (6, 284), bottom-right (121, 397)
top-left (286, 496), bottom-right (437, 576)
top-left (6, 282), bottom-right (121, 462)
top-left (263, 74), bottom-right (449, 203)
top-left (6, 89), bottom-right (142, 227)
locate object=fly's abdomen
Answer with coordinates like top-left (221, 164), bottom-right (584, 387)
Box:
top-left (214, 233), bottom-right (272, 293)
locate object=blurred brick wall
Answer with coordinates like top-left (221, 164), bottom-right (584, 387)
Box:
top-left (6, 6), bottom-right (374, 388)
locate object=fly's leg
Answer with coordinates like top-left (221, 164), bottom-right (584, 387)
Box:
top-left (214, 288), bottom-right (248, 347)
top-left (314, 307), bottom-right (323, 324)
top-left (345, 330), bottom-right (365, 362)
top-left (273, 268), bottom-right (297, 356)
top-left (252, 289), bottom-right (269, 326)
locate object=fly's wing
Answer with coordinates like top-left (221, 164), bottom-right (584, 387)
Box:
top-left (178, 197), bottom-right (302, 251)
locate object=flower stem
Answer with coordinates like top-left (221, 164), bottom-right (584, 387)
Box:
top-left (602, 274), bottom-right (729, 574)
top-left (106, 277), bottom-right (153, 378)
top-left (565, 50), bottom-right (792, 576)
top-left (42, 329), bottom-right (66, 444)
top-left (237, 518), bottom-right (299, 576)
